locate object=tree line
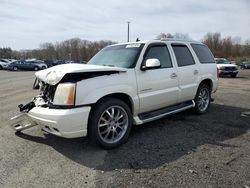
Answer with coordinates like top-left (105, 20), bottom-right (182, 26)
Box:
top-left (1, 38), bottom-right (115, 62)
top-left (1, 33), bottom-right (250, 62)
top-left (157, 32), bottom-right (250, 62)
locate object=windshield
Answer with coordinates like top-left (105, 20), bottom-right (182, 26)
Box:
top-left (215, 59), bottom-right (231, 64)
top-left (88, 44), bottom-right (143, 68)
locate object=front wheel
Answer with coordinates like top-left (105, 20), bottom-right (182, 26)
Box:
top-left (88, 98), bottom-right (132, 149)
top-left (34, 66), bottom-right (39, 71)
top-left (194, 84), bottom-right (211, 114)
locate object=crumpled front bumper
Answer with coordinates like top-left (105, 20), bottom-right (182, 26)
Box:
top-left (10, 106), bottom-right (91, 138)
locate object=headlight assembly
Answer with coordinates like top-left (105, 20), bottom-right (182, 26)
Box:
top-left (53, 83), bottom-right (76, 106)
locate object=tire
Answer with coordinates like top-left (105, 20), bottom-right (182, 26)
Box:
top-left (194, 84), bottom-right (211, 114)
top-left (34, 66), bottom-right (39, 71)
top-left (0, 65), bottom-right (2, 70)
top-left (231, 74), bottom-right (237, 78)
top-left (13, 66), bottom-right (18, 71)
top-left (88, 98), bottom-right (133, 149)
top-left (42, 66), bottom-right (46, 70)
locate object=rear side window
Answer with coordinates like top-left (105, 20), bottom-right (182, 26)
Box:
top-left (144, 46), bottom-right (172, 68)
top-left (191, 44), bottom-right (215, 64)
top-left (172, 45), bottom-right (195, 67)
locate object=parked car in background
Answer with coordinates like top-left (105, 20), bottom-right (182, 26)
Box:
top-left (0, 59), bottom-right (11, 70)
top-left (240, 61), bottom-right (250, 69)
top-left (43, 60), bottom-right (55, 68)
top-left (54, 60), bottom-right (66, 66)
top-left (215, 58), bottom-right (238, 77)
top-left (8, 60), bottom-right (47, 71)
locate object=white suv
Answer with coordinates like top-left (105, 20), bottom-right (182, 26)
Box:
top-left (215, 58), bottom-right (238, 77)
top-left (10, 39), bottom-right (218, 149)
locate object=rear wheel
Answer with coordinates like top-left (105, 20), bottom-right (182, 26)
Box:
top-left (34, 66), bottom-right (39, 71)
top-left (13, 66), bottom-right (18, 71)
top-left (42, 66), bottom-right (46, 69)
top-left (194, 84), bottom-right (211, 114)
top-left (88, 98), bottom-right (132, 149)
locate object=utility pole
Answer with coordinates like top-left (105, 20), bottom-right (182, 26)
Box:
top-left (127, 21), bottom-right (130, 42)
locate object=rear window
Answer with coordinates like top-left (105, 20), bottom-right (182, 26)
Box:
top-left (191, 44), bottom-right (215, 64)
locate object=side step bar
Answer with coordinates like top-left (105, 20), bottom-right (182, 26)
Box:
top-left (138, 100), bottom-right (195, 124)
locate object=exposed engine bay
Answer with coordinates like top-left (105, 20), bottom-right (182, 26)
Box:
top-left (18, 70), bottom-right (122, 112)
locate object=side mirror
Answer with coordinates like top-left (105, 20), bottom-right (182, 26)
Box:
top-left (142, 58), bottom-right (161, 70)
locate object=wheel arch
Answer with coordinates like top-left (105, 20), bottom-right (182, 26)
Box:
top-left (93, 93), bottom-right (134, 114)
top-left (87, 92), bottom-right (134, 138)
top-left (199, 79), bottom-right (213, 92)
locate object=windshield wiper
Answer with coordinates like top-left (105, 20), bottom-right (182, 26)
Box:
top-left (102, 64), bottom-right (115, 67)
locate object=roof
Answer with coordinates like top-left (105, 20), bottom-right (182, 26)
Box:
top-left (109, 39), bottom-right (203, 47)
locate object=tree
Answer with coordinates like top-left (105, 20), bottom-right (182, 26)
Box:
top-left (156, 33), bottom-right (173, 39)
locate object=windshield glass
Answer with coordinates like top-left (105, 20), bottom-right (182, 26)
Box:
top-left (215, 59), bottom-right (231, 64)
top-left (88, 44), bottom-right (143, 68)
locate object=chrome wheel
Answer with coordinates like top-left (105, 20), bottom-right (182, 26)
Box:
top-left (197, 88), bottom-right (210, 112)
top-left (98, 106), bottom-right (128, 144)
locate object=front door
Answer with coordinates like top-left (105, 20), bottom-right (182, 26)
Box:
top-left (136, 43), bottom-right (179, 113)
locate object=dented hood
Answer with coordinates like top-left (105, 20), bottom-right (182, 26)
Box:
top-left (35, 63), bottom-right (127, 85)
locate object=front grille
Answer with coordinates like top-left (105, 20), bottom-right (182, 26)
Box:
top-left (42, 84), bottom-right (57, 103)
top-left (225, 67), bottom-right (237, 71)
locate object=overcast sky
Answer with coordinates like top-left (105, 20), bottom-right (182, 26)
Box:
top-left (0, 0), bottom-right (249, 50)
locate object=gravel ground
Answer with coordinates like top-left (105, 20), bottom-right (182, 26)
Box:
top-left (0, 70), bottom-right (250, 188)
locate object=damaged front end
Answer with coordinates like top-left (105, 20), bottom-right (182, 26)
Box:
top-left (9, 63), bottom-right (127, 134)
top-left (10, 81), bottom-right (57, 132)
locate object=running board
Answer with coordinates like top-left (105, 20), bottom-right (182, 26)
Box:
top-left (138, 100), bottom-right (195, 124)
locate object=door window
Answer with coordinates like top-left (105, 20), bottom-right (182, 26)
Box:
top-left (172, 45), bottom-right (195, 67)
top-left (144, 46), bottom-right (172, 68)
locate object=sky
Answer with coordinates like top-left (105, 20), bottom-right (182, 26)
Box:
top-left (0, 0), bottom-right (249, 50)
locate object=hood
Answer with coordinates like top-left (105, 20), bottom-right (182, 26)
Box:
top-left (35, 63), bottom-right (127, 85)
top-left (216, 64), bottom-right (237, 68)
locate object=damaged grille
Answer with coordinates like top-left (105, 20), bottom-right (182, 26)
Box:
top-left (41, 84), bottom-right (57, 104)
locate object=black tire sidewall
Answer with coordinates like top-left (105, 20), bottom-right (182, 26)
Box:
top-left (34, 66), bottom-right (39, 71)
top-left (89, 98), bottom-right (133, 149)
top-left (194, 84), bottom-right (211, 114)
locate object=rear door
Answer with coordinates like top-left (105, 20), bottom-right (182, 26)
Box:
top-left (170, 43), bottom-right (200, 102)
top-left (136, 43), bottom-right (179, 113)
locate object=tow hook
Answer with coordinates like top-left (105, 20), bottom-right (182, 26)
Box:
top-left (18, 101), bottom-right (35, 112)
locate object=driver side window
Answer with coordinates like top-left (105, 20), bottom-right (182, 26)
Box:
top-left (144, 46), bottom-right (172, 68)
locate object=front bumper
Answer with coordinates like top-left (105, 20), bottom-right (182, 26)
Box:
top-left (10, 106), bottom-right (91, 138)
top-left (218, 70), bottom-right (238, 75)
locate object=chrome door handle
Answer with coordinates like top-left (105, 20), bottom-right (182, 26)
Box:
top-left (193, 70), bottom-right (199, 75)
top-left (171, 73), bottom-right (177, 78)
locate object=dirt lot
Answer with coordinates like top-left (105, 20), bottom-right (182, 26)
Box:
top-left (0, 70), bottom-right (250, 188)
